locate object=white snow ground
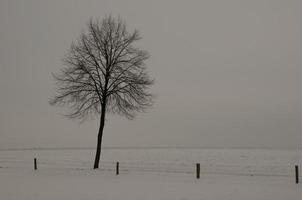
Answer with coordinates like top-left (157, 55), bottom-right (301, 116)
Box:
top-left (0, 148), bottom-right (301, 200)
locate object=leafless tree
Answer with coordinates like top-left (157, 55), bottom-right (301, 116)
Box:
top-left (50, 16), bottom-right (154, 169)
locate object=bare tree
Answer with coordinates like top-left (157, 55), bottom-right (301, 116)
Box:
top-left (50, 16), bottom-right (154, 169)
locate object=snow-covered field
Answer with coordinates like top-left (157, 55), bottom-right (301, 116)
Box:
top-left (0, 148), bottom-right (301, 200)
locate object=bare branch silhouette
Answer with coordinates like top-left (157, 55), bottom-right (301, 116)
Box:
top-left (50, 16), bottom-right (154, 169)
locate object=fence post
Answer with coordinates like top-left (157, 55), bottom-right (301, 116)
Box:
top-left (295, 165), bottom-right (299, 184)
top-left (196, 163), bottom-right (200, 179)
top-left (116, 162), bottom-right (119, 175)
top-left (34, 158), bottom-right (37, 170)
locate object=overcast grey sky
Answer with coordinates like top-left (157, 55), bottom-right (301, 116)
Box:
top-left (1, 0), bottom-right (302, 149)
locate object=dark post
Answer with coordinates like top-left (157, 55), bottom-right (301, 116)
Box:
top-left (295, 165), bottom-right (299, 184)
top-left (196, 163), bottom-right (200, 179)
top-left (34, 158), bottom-right (37, 170)
top-left (116, 162), bottom-right (119, 175)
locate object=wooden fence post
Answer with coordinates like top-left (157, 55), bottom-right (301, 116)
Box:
top-left (116, 162), bottom-right (119, 175)
top-left (295, 165), bottom-right (299, 184)
top-left (34, 158), bottom-right (37, 170)
top-left (196, 163), bottom-right (200, 179)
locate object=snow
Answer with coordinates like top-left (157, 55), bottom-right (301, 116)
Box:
top-left (0, 148), bottom-right (302, 200)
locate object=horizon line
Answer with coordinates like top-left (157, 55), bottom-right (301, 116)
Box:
top-left (0, 146), bottom-right (301, 151)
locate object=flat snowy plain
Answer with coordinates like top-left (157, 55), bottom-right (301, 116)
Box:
top-left (0, 148), bottom-right (301, 200)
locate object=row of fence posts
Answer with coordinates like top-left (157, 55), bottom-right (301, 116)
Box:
top-left (33, 158), bottom-right (299, 184)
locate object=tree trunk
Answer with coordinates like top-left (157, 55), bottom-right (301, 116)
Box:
top-left (93, 105), bottom-right (106, 169)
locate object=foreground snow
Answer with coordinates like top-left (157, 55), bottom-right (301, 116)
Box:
top-left (0, 148), bottom-right (301, 200)
top-left (1, 167), bottom-right (301, 200)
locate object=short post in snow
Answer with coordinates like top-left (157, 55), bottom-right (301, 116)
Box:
top-left (116, 162), bottom-right (119, 175)
top-left (34, 158), bottom-right (37, 170)
top-left (196, 163), bottom-right (200, 179)
top-left (295, 165), bottom-right (299, 184)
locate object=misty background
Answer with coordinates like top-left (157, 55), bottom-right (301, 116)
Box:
top-left (0, 0), bottom-right (302, 149)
